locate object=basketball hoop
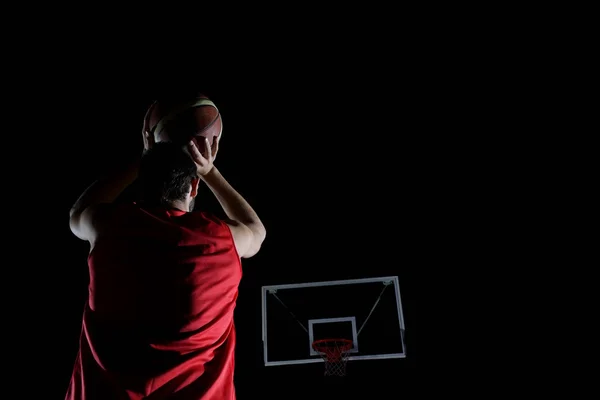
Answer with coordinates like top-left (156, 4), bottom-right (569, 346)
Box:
top-left (312, 338), bottom-right (353, 376)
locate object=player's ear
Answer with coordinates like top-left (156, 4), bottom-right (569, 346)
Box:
top-left (190, 177), bottom-right (200, 198)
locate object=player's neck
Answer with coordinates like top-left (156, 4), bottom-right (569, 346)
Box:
top-left (139, 198), bottom-right (190, 212)
top-left (167, 199), bottom-right (190, 212)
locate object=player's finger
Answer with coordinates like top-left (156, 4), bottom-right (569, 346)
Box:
top-left (204, 138), bottom-right (212, 160)
top-left (187, 140), bottom-right (205, 162)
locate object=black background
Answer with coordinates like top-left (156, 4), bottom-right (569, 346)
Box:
top-left (9, 65), bottom-right (420, 398)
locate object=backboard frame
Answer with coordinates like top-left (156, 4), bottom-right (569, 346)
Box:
top-left (261, 275), bottom-right (406, 367)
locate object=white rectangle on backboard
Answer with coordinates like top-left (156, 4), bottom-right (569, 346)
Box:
top-left (308, 316), bottom-right (359, 356)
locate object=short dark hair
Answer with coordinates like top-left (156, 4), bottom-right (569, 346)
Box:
top-left (138, 142), bottom-right (198, 205)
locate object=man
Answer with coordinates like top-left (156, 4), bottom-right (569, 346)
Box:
top-left (65, 120), bottom-right (266, 399)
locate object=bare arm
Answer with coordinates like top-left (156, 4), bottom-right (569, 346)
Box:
top-left (70, 129), bottom-right (153, 242)
top-left (188, 139), bottom-right (266, 258)
top-left (201, 166), bottom-right (266, 258)
top-left (69, 158), bottom-right (140, 242)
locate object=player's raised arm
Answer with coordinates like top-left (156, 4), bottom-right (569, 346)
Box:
top-left (188, 139), bottom-right (266, 258)
top-left (69, 128), bottom-right (155, 243)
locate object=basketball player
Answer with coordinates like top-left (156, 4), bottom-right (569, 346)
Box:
top-left (65, 124), bottom-right (266, 399)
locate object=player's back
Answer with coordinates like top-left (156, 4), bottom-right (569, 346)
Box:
top-left (89, 203), bottom-right (241, 331)
top-left (66, 202), bottom-right (241, 399)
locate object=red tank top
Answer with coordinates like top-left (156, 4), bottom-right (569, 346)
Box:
top-left (65, 203), bottom-right (242, 400)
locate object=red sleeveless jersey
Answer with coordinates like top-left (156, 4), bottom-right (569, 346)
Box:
top-left (65, 203), bottom-right (242, 399)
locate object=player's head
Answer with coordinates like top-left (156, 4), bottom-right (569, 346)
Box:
top-left (138, 142), bottom-right (199, 211)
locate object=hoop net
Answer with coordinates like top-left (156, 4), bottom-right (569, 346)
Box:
top-left (312, 338), bottom-right (353, 376)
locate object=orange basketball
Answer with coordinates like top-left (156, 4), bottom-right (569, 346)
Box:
top-left (143, 93), bottom-right (223, 149)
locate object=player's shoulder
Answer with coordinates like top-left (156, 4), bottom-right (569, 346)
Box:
top-left (99, 201), bottom-right (139, 216)
top-left (187, 210), bottom-right (227, 227)
top-left (92, 202), bottom-right (146, 224)
top-left (181, 211), bottom-right (236, 245)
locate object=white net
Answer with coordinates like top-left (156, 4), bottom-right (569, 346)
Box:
top-left (313, 339), bottom-right (353, 377)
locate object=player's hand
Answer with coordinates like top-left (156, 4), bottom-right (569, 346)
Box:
top-left (198, 134), bottom-right (220, 161)
top-left (188, 138), bottom-right (215, 176)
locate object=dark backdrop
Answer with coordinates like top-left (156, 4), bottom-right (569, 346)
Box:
top-left (11, 72), bottom-right (419, 399)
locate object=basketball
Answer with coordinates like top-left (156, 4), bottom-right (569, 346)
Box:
top-left (143, 93), bottom-right (223, 150)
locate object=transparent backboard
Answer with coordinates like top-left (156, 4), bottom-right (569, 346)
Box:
top-left (261, 276), bottom-right (406, 366)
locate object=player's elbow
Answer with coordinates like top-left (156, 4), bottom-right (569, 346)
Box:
top-left (228, 219), bottom-right (266, 258)
top-left (69, 214), bottom-right (85, 240)
top-left (68, 205), bottom-right (101, 242)
top-left (245, 223), bottom-right (266, 258)
top-left (253, 223), bottom-right (267, 246)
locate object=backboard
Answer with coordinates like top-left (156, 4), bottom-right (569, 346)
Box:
top-left (261, 276), bottom-right (406, 367)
